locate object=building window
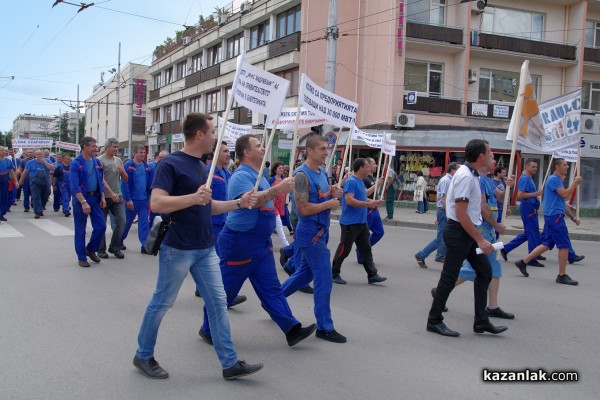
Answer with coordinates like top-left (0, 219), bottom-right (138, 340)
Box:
top-left (152, 108), bottom-right (160, 123)
top-left (276, 5), bottom-right (301, 39)
top-left (227, 32), bottom-right (244, 59)
top-left (407, 0), bottom-right (446, 25)
top-left (478, 69), bottom-right (541, 103)
top-left (276, 68), bottom-right (300, 97)
top-left (191, 53), bottom-right (202, 73)
top-left (206, 90), bottom-right (221, 113)
top-left (164, 105), bottom-right (172, 122)
top-left (190, 96), bottom-right (202, 112)
top-left (481, 6), bottom-right (544, 41)
top-left (174, 101), bottom-right (185, 120)
top-left (250, 20), bottom-right (270, 49)
top-left (153, 73), bottom-right (161, 89)
top-left (105, 95), bottom-right (109, 115)
top-left (582, 82), bottom-right (600, 111)
top-left (404, 61), bottom-right (443, 97)
top-left (207, 43), bottom-right (222, 67)
top-left (164, 67), bottom-right (173, 84)
top-left (585, 21), bottom-right (600, 48)
top-left (176, 61), bottom-right (187, 80)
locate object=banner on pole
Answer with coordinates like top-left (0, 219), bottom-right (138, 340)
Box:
top-left (382, 133), bottom-right (396, 156)
top-left (351, 125), bottom-right (384, 148)
top-left (265, 106), bottom-right (327, 129)
top-left (298, 74), bottom-right (358, 128)
top-left (217, 117), bottom-right (252, 143)
top-left (55, 141), bottom-right (81, 152)
top-left (11, 139), bottom-right (53, 148)
top-left (231, 56), bottom-right (290, 119)
top-left (553, 136), bottom-right (584, 163)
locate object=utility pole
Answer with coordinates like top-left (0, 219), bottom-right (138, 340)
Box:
top-left (128, 64), bottom-right (133, 161)
top-left (324, 0), bottom-right (339, 169)
top-left (116, 42), bottom-right (121, 143)
top-left (76, 84), bottom-right (80, 145)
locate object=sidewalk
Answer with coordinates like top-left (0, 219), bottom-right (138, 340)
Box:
top-left (332, 206), bottom-right (600, 242)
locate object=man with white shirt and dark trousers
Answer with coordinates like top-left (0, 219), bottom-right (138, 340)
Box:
top-left (427, 139), bottom-right (507, 337)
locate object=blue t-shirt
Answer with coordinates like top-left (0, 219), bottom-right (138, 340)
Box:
top-left (0, 158), bottom-right (14, 182)
top-left (25, 159), bottom-right (51, 181)
top-left (85, 159), bottom-right (98, 192)
top-left (211, 166), bottom-right (231, 226)
top-left (491, 178), bottom-right (504, 211)
top-left (226, 164), bottom-right (273, 231)
top-left (151, 151), bottom-right (214, 250)
top-left (543, 174), bottom-right (566, 216)
top-left (132, 162), bottom-right (149, 200)
top-left (518, 173), bottom-right (539, 207)
top-left (340, 175), bottom-right (367, 225)
top-left (480, 175), bottom-right (497, 229)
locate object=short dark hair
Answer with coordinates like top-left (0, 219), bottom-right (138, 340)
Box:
top-left (182, 112), bottom-right (213, 140)
top-left (352, 158), bottom-right (366, 172)
top-left (306, 133), bottom-right (326, 149)
top-left (493, 166), bottom-right (505, 176)
top-left (133, 144), bottom-right (145, 154)
top-left (552, 158), bottom-right (565, 171)
top-left (154, 150), bottom-right (161, 159)
top-left (465, 139), bottom-right (489, 163)
top-left (447, 162), bottom-right (459, 173)
top-left (80, 136), bottom-right (96, 149)
top-left (525, 159), bottom-right (539, 167)
top-left (416, 171), bottom-right (423, 177)
top-left (235, 134), bottom-right (256, 162)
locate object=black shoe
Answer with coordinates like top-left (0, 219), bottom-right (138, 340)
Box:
top-left (473, 321), bottom-right (508, 334)
top-left (198, 329), bottom-right (213, 345)
top-left (528, 260), bottom-right (545, 268)
top-left (283, 265), bottom-right (293, 276)
top-left (299, 286), bottom-right (314, 294)
top-left (64, 212), bottom-right (71, 217)
top-left (368, 273), bottom-right (387, 284)
top-left (0, 216), bottom-right (7, 222)
top-left (434, 258), bottom-right (445, 263)
top-left (24, 208), bottom-right (29, 212)
top-left (415, 254), bottom-right (427, 268)
top-left (97, 251), bottom-right (109, 259)
top-left (195, 289), bottom-right (202, 298)
top-left (430, 288), bottom-right (448, 312)
top-left (286, 323), bottom-right (316, 346)
top-left (514, 260), bottom-right (529, 277)
top-left (486, 307), bottom-right (515, 319)
top-left (78, 260), bottom-right (91, 268)
top-left (568, 255), bottom-right (585, 264)
top-left (133, 356), bottom-right (169, 379)
top-left (121, 244), bottom-right (127, 250)
top-left (141, 246), bottom-right (149, 255)
top-left (279, 247), bottom-right (289, 268)
top-left (222, 360), bottom-right (263, 380)
top-left (500, 249), bottom-right (508, 262)
top-left (86, 251), bottom-right (101, 263)
top-left (426, 322), bottom-right (460, 337)
top-left (108, 249), bottom-right (125, 259)
top-left (230, 295), bottom-right (247, 307)
top-left (315, 329), bottom-right (347, 343)
top-left (34, 214), bottom-right (40, 219)
top-left (332, 275), bottom-right (347, 284)
top-left (40, 212), bottom-right (44, 216)
top-left (556, 274), bottom-right (578, 286)
top-left (537, 255), bottom-right (546, 261)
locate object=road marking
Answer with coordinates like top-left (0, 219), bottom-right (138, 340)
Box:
top-left (0, 223), bottom-right (25, 238)
top-left (28, 219), bottom-right (74, 236)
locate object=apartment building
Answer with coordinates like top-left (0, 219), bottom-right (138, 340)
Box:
top-left (12, 114), bottom-right (58, 140)
top-left (84, 63), bottom-right (150, 156)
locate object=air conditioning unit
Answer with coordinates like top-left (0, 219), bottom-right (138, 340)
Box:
top-left (580, 114), bottom-right (600, 134)
top-left (218, 14), bottom-right (228, 26)
top-left (151, 122), bottom-right (161, 134)
top-left (182, 36), bottom-right (191, 46)
top-left (240, 1), bottom-right (252, 14)
top-left (471, 0), bottom-right (487, 14)
top-left (145, 125), bottom-right (152, 133)
top-left (395, 113), bottom-right (416, 129)
top-left (468, 69), bottom-right (478, 83)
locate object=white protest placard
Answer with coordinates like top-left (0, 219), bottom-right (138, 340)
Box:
top-left (55, 141), bottom-right (81, 152)
top-left (12, 139), bottom-right (53, 149)
top-left (553, 136), bottom-right (583, 163)
top-left (538, 90), bottom-right (582, 153)
top-left (298, 73), bottom-right (358, 128)
top-left (351, 125), bottom-right (383, 148)
top-left (382, 133), bottom-right (396, 155)
top-left (266, 107), bottom-right (327, 129)
top-left (217, 116), bottom-right (252, 143)
top-left (231, 60), bottom-right (290, 119)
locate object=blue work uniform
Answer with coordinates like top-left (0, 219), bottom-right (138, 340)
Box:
top-left (53, 163), bottom-right (72, 214)
top-left (210, 165), bottom-right (231, 255)
top-left (0, 158), bottom-right (15, 217)
top-left (539, 174), bottom-right (572, 250)
top-left (356, 175), bottom-right (384, 264)
top-left (25, 159), bottom-right (51, 215)
top-left (53, 162), bottom-right (63, 211)
top-left (121, 160), bottom-right (152, 248)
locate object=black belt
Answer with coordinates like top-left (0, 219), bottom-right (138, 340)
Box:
top-left (87, 191), bottom-right (99, 195)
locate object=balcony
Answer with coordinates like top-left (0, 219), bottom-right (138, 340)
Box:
top-left (149, 88), bottom-right (160, 102)
top-left (184, 63), bottom-right (221, 88)
top-left (584, 47), bottom-right (600, 63)
top-left (268, 32), bottom-right (301, 58)
top-left (466, 102), bottom-right (514, 120)
top-left (406, 22), bottom-right (462, 45)
top-left (157, 120), bottom-right (182, 136)
top-left (403, 95), bottom-right (461, 115)
top-left (475, 32), bottom-right (576, 60)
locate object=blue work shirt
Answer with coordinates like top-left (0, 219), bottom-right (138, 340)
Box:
top-left (340, 175), bottom-right (367, 225)
top-left (226, 164), bottom-right (273, 231)
top-left (84, 159), bottom-right (99, 192)
top-left (543, 174), bottom-right (566, 216)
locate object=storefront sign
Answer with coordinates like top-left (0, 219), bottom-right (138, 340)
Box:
top-left (493, 105), bottom-right (509, 118)
top-left (135, 79), bottom-right (146, 116)
top-left (471, 103), bottom-right (488, 117)
top-left (171, 133), bottom-right (184, 143)
top-left (299, 73), bottom-right (358, 128)
top-left (278, 139), bottom-right (293, 150)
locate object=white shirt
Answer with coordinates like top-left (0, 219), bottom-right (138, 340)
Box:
top-left (436, 173), bottom-right (452, 209)
top-left (446, 164), bottom-right (482, 226)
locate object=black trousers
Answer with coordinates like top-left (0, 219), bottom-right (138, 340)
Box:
top-left (428, 219), bottom-right (492, 325)
top-left (332, 223), bottom-right (377, 276)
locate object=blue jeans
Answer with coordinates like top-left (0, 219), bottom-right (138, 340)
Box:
top-left (417, 209), bottom-right (447, 260)
top-left (417, 201), bottom-right (425, 213)
top-left (136, 244), bottom-right (238, 369)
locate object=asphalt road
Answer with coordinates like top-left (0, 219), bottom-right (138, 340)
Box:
top-left (1, 208), bottom-right (598, 400)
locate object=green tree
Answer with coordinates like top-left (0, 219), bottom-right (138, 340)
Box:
top-left (0, 131), bottom-right (14, 148)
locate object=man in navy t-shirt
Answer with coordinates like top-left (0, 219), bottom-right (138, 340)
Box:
top-left (134, 113), bottom-right (263, 381)
top-left (515, 158), bottom-right (582, 285)
top-left (331, 158), bottom-right (387, 285)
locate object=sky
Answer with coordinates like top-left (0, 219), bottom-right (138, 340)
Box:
top-left (0, 0), bottom-right (232, 132)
